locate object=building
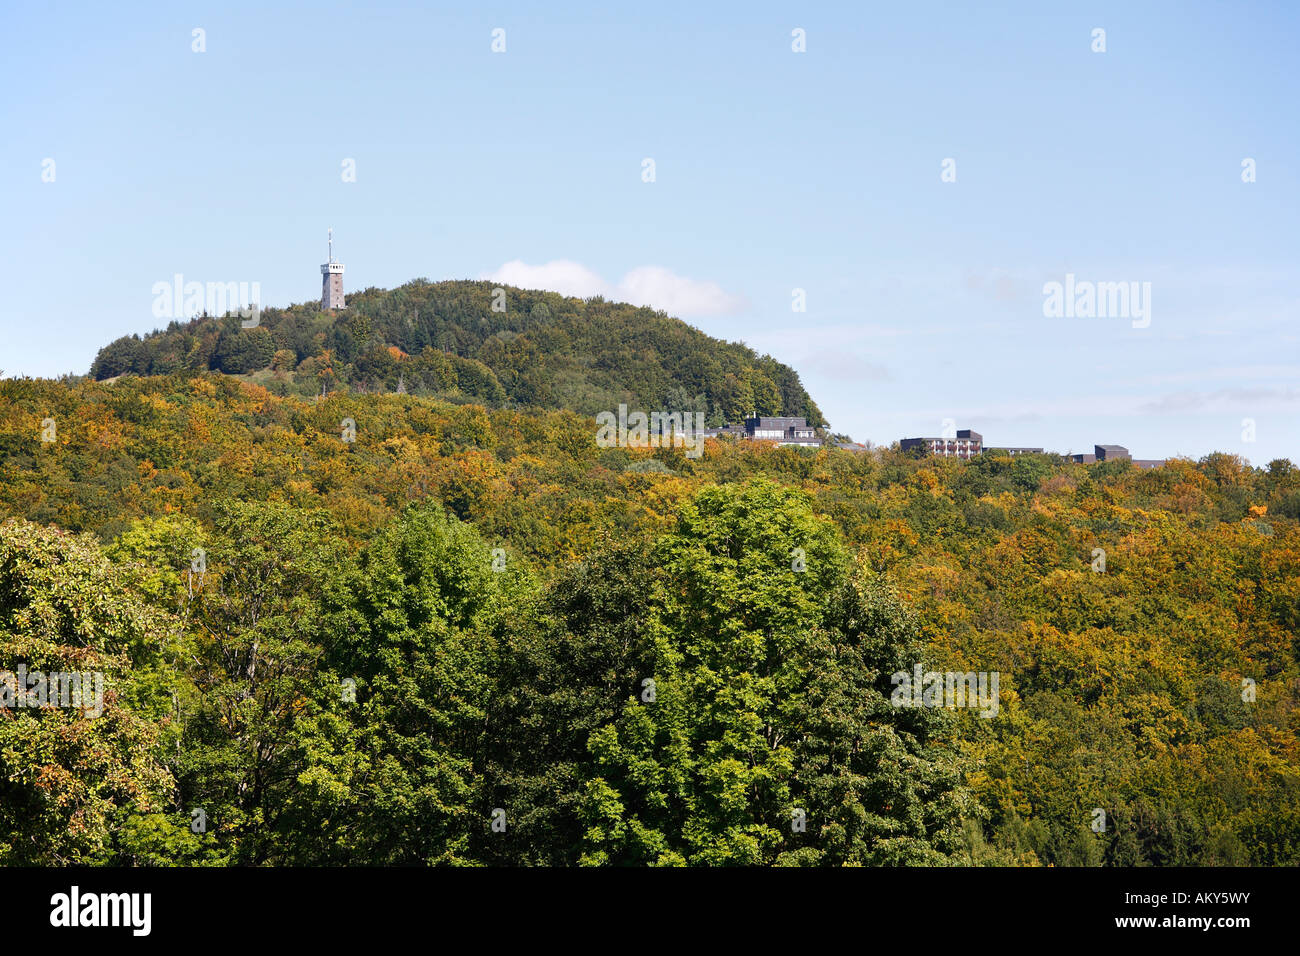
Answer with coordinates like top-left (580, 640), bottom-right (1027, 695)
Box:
top-left (1070, 444), bottom-right (1128, 464)
top-left (1069, 444), bottom-right (1163, 469)
top-left (746, 415), bottom-right (821, 446)
top-left (703, 415), bottom-right (822, 447)
top-left (900, 428), bottom-right (983, 459)
top-left (900, 429), bottom-right (1166, 467)
top-left (985, 446), bottom-right (1044, 456)
top-left (321, 228), bottom-right (345, 310)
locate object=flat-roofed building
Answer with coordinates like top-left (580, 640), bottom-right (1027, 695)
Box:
top-left (901, 428), bottom-right (982, 459)
top-left (985, 446), bottom-right (1044, 456)
top-left (702, 415), bottom-right (822, 447)
top-left (745, 415), bottom-right (821, 446)
top-left (1072, 444), bottom-right (1129, 464)
top-left (899, 429), bottom-right (1168, 468)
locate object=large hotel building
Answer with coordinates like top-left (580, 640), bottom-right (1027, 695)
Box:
top-left (899, 428), bottom-right (1161, 467)
top-left (899, 428), bottom-right (981, 459)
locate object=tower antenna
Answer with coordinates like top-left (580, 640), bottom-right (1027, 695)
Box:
top-left (328, 227), bottom-right (333, 263)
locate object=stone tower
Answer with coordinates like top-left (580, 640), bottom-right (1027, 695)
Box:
top-left (321, 228), bottom-right (345, 310)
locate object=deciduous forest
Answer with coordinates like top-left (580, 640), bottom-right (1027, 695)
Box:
top-left (1, 286), bottom-right (1296, 866)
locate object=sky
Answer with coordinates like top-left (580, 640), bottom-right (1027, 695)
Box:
top-left (2, 0), bottom-right (1297, 463)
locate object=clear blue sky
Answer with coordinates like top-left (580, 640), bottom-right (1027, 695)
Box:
top-left (3, 0), bottom-right (1297, 462)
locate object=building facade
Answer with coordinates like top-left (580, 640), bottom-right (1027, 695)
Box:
top-left (985, 446), bottom-right (1045, 456)
top-left (703, 415), bottom-right (822, 447)
top-left (900, 428), bottom-right (983, 459)
top-left (1070, 444), bottom-right (1128, 464)
top-left (900, 429), bottom-right (1165, 467)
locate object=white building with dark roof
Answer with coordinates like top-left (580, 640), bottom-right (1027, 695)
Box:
top-left (703, 415), bottom-right (822, 447)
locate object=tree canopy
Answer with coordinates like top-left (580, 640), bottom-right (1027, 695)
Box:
top-left (0, 370), bottom-right (1296, 866)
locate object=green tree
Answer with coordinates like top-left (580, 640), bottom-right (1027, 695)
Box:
top-left (575, 479), bottom-right (975, 865)
top-left (0, 519), bottom-right (177, 864)
top-left (287, 505), bottom-right (512, 864)
top-left (168, 501), bottom-right (346, 864)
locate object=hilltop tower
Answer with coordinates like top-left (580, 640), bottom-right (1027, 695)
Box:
top-left (321, 228), bottom-right (345, 310)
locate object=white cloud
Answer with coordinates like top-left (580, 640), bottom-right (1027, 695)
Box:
top-left (482, 259), bottom-right (607, 299)
top-left (616, 266), bottom-right (746, 316)
top-left (481, 260), bottom-right (746, 317)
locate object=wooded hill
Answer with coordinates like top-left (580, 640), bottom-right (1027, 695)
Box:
top-left (87, 280), bottom-right (825, 428)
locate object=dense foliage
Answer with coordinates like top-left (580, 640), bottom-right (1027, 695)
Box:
top-left (1, 371), bottom-right (1297, 866)
top-left (88, 280), bottom-right (824, 427)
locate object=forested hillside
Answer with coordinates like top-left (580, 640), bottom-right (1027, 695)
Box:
top-left (1, 373), bottom-right (1296, 866)
top-left (87, 280), bottom-right (824, 427)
